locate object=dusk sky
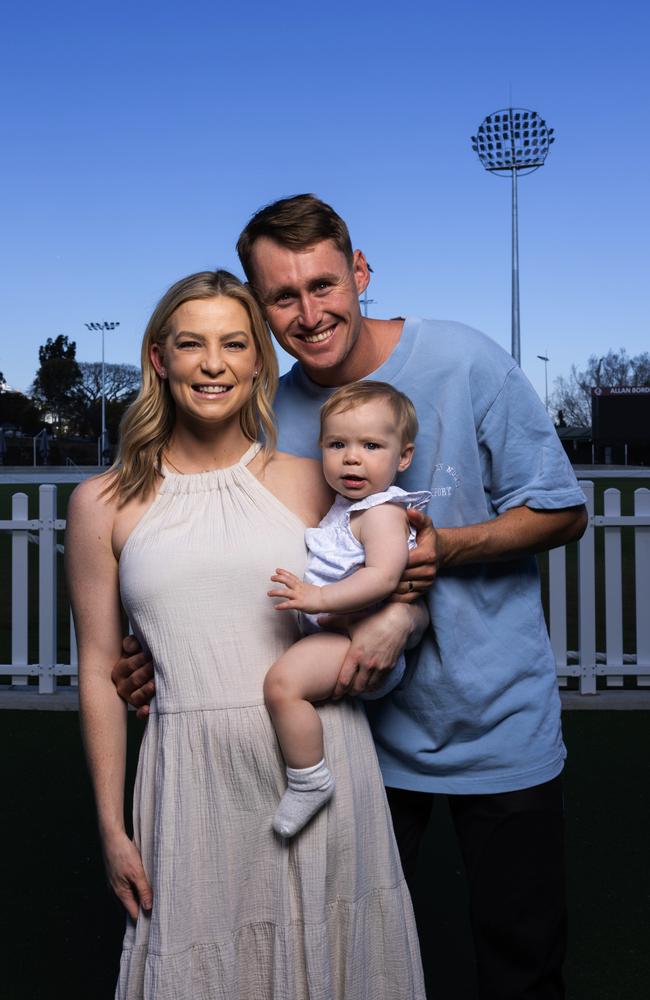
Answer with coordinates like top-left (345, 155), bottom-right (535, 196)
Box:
top-left (1, 0), bottom-right (648, 409)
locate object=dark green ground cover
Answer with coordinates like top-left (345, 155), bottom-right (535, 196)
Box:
top-left (1, 710), bottom-right (648, 1000)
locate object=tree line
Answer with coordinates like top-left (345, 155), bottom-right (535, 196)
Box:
top-left (0, 335), bottom-right (141, 440)
top-left (2, 341), bottom-right (649, 442)
top-left (551, 349), bottom-right (650, 427)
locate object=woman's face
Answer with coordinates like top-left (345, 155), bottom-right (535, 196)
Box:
top-left (151, 296), bottom-right (259, 428)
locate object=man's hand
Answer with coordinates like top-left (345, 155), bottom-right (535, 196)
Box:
top-left (111, 634), bottom-right (155, 721)
top-left (268, 568), bottom-right (324, 613)
top-left (397, 503), bottom-right (589, 588)
top-left (325, 602), bottom-right (426, 699)
top-left (393, 508), bottom-right (442, 600)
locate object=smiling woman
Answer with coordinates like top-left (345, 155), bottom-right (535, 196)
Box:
top-left (151, 296), bottom-right (263, 471)
top-left (66, 268), bottom-right (425, 999)
top-left (104, 270), bottom-right (278, 504)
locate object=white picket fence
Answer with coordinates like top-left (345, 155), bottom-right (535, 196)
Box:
top-left (1, 481), bottom-right (649, 697)
top-left (549, 481), bottom-right (650, 693)
top-left (0, 485), bottom-right (76, 693)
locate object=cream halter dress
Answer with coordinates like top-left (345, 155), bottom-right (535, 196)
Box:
top-left (116, 443), bottom-right (425, 1000)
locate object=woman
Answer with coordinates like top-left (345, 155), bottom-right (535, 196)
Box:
top-left (66, 270), bottom-right (425, 999)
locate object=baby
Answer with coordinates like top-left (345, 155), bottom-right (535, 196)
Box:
top-left (265, 381), bottom-right (431, 838)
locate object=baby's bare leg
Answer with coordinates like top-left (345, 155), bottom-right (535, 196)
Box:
top-left (264, 632), bottom-right (350, 838)
top-left (264, 632), bottom-right (351, 767)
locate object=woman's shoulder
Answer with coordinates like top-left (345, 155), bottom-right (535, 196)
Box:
top-left (271, 451), bottom-right (321, 474)
top-left (68, 472), bottom-right (118, 521)
top-left (254, 450), bottom-right (333, 525)
top-left (65, 473), bottom-right (121, 568)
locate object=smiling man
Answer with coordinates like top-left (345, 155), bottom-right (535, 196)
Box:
top-left (236, 195), bottom-right (587, 1000)
top-left (115, 195), bottom-right (586, 1000)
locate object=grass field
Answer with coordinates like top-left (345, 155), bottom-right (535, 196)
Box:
top-left (0, 708), bottom-right (648, 1000)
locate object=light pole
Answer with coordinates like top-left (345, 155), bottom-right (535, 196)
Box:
top-left (537, 353), bottom-right (550, 412)
top-left (84, 321), bottom-right (120, 464)
top-left (471, 108), bottom-right (555, 366)
top-left (359, 292), bottom-right (376, 317)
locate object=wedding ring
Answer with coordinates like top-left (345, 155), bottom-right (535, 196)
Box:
top-left (407, 581), bottom-right (414, 593)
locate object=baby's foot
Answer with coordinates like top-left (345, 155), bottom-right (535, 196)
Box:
top-left (272, 760), bottom-right (334, 838)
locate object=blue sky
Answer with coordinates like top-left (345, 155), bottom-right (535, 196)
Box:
top-left (1, 0), bottom-right (648, 410)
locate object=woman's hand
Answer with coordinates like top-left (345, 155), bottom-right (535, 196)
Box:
top-left (102, 829), bottom-right (153, 921)
top-left (268, 568), bottom-right (324, 613)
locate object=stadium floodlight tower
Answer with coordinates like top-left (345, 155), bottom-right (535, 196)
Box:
top-left (471, 108), bottom-right (555, 366)
top-left (84, 320), bottom-right (120, 465)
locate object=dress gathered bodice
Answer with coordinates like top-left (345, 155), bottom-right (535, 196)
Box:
top-left (114, 442), bottom-right (425, 1000)
top-left (119, 443), bottom-right (307, 713)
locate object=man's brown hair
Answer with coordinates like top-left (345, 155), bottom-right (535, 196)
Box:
top-left (237, 194), bottom-right (354, 285)
top-left (319, 381), bottom-right (419, 448)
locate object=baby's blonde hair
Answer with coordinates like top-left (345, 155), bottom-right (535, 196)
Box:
top-left (319, 381), bottom-right (418, 446)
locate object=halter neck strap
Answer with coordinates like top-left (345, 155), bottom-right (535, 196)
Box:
top-left (239, 441), bottom-right (262, 467)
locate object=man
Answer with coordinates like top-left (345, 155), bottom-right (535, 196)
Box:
top-left (115, 195), bottom-right (586, 999)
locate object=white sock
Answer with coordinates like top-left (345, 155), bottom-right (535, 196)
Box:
top-left (272, 759), bottom-right (335, 839)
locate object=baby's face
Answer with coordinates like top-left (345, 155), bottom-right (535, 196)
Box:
top-left (320, 399), bottom-right (413, 500)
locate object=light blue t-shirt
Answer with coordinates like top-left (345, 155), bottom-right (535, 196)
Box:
top-left (274, 318), bottom-right (586, 794)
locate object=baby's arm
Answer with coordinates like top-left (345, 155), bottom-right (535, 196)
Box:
top-left (269, 503), bottom-right (410, 615)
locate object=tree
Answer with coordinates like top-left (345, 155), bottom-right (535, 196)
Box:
top-left (0, 391), bottom-right (42, 434)
top-left (551, 349), bottom-right (650, 428)
top-left (72, 362), bottom-right (140, 437)
top-left (31, 335), bottom-right (82, 431)
top-left (75, 362), bottom-right (141, 406)
top-left (0, 371), bottom-right (7, 391)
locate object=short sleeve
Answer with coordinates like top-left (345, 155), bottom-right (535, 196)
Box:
top-left (477, 365), bottom-right (587, 514)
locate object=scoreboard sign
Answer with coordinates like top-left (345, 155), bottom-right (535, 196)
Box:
top-left (591, 386), bottom-right (650, 444)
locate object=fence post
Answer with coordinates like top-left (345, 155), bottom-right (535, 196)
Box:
top-left (577, 481), bottom-right (597, 694)
top-left (635, 488), bottom-right (650, 687)
top-left (548, 546), bottom-right (567, 680)
top-left (38, 484), bottom-right (57, 694)
top-left (11, 492), bottom-right (29, 686)
top-left (604, 489), bottom-right (623, 687)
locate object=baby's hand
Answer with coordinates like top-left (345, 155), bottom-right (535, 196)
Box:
top-left (268, 569), bottom-right (324, 613)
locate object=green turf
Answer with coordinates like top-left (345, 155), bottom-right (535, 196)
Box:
top-left (1, 710), bottom-right (648, 1000)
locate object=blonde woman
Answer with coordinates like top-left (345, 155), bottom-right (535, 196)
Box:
top-left (66, 270), bottom-right (425, 1000)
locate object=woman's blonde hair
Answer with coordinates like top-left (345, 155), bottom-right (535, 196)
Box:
top-left (105, 270), bottom-right (278, 504)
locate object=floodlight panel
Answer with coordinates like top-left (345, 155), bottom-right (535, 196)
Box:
top-left (471, 107), bottom-right (555, 171)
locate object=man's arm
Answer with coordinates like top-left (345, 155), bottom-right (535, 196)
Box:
top-left (329, 600), bottom-right (429, 698)
top-left (111, 635), bottom-right (155, 719)
top-left (398, 504), bottom-right (588, 595)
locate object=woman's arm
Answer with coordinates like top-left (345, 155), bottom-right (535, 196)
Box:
top-left (66, 479), bottom-right (152, 919)
top-left (269, 504), bottom-right (409, 614)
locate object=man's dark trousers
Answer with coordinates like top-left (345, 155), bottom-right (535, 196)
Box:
top-left (387, 776), bottom-right (567, 1000)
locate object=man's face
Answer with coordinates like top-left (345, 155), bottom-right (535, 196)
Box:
top-left (249, 237), bottom-right (370, 386)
